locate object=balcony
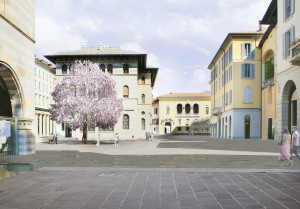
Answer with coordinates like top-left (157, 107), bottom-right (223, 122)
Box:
top-left (262, 77), bottom-right (275, 88)
top-left (212, 107), bottom-right (222, 116)
top-left (176, 113), bottom-right (200, 118)
top-left (290, 41), bottom-right (300, 66)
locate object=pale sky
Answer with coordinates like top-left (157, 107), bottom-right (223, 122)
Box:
top-left (35, 0), bottom-right (271, 97)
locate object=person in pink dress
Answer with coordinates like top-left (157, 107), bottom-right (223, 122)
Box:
top-left (280, 128), bottom-right (293, 167)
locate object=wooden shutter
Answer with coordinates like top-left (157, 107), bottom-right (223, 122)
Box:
top-left (241, 43), bottom-right (245, 59)
top-left (250, 43), bottom-right (255, 60)
top-left (283, 33), bottom-right (286, 58)
top-left (291, 0), bottom-right (295, 15)
top-left (250, 64), bottom-right (255, 78)
top-left (249, 88), bottom-right (252, 103)
top-left (241, 64), bottom-right (245, 78)
top-left (243, 88), bottom-right (247, 103)
top-left (283, 0), bottom-right (286, 21)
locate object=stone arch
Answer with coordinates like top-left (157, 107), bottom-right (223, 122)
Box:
top-left (262, 49), bottom-right (274, 62)
top-left (0, 61), bottom-right (24, 118)
top-left (281, 80), bottom-right (297, 134)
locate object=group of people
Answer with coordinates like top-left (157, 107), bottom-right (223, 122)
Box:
top-left (145, 132), bottom-right (154, 141)
top-left (95, 132), bottom-right (154, 149)
top-left (48, 133), bottom-right (58, 144)
top-left (279, 126), bottom-right (300, 167)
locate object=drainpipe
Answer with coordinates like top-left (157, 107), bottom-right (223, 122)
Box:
top-left (257, 34), bottom-right (262, 140)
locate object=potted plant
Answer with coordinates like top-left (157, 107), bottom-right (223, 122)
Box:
top-left (291, 38), bottom-right (299, 47)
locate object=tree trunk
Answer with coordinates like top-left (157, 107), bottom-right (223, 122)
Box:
top-left (82, 122), bottom-right (88, 144)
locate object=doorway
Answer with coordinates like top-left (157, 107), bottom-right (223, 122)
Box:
top-left (244, 115), bottom-right (250, 139)
top-left (164, 122), bottom-right (171, 134)
top-left (267, 118), bottom-right (273, 139)
top-left (65, 124), bottom-right (72, 137)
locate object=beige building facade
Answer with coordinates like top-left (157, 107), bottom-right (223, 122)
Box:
top-left (209, 31), bottom-right (263, 139)
top-left (45, 45), bottom-right (158, 140)
top-left (34, 58), bottom-right (57, 142)
top-left (0, 0), bottom-right (36, 154)
top-left (156, 93), bottom-right (211, 135)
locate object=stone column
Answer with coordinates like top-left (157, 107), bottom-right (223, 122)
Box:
top-left (38, 114), bottom-right (42, 137)
top-left (43, 115), bottom-right (47, 136)
top-left (35, 114), bottom-right (38, 137)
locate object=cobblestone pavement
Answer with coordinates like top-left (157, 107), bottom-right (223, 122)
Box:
top-left (0, 168), bottom-right (300, 209)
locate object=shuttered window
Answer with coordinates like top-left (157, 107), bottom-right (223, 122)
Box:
top-left (241, 63), bottom-right (254, 78)
top-left (123, 86), bottom-right (129, 98)
top-left (283, 0), bottom-right (295, 21)
top-left (229, 90), bottom-right (232, 104)
top-left (229, 45), bottom-right (232, 62)
top-left (283, 26), bottom-right (295, 58)
top-left (243, 87), bottom-right (252, 103)
top-left (241, 43), bottom-right (255, 60)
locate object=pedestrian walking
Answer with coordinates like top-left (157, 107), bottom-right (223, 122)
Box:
top-left (290, 126), bottom-right (300, 162)
top-left (96, 133), bottom-right (100, 147)
top-left (145, 132), bottom-right (148, 141)
top-left (278, 128), bottom-right (293, 167)
top-left (132, 135), bottom-right (135, 142)
top-left (150, 132), bottom-right (154, 141)
top-left (55, 134), bottom-right (58, 144)
top-left (49, 133), bottom-right (53, 144)
top-left (114, 133), bottom-right (119, 149)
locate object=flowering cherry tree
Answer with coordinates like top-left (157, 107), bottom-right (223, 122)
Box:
top-left (50, 60), bottom-right (123, 143)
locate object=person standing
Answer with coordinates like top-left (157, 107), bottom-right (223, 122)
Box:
top-left (150, 132), bottom-right (154, 141)
top-left (290, 126), bottom-right (300, 162)
top-left (132, 135), bottom-right (135, 142)
top-left (96, 133), bottom-right (100, 147)
top-left (279, 128), bottom-right (292, 167)
top-left (49, 133), bottom-right (53, 144)
top-left (114, 133), bottom-right (119, 149)
top-left (55, 134), bottom-right (58, 144)
top-left (145, 132), bottom-right (148, 141)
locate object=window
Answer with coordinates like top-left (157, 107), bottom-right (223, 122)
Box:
top-left (154, 108), bottom-right (158, 115)
top-left (62, 122), bottom-right (65, 131)
top-left (123, 85), bottom-right (129, 98)
top-left (141, 111), bottom-right (145, 115)
top-left (141, 118), bottom-right (145, 130)
top-left (178, 119), bottom-right (181, 125)
top-left (222, 74), bottom-right (224, 86)
top-left (206, 106), bottom-right (209, 114)
top-left (222, 95), bottom-right (224, 107)
top-left (283, 26), bottom-right (295, 58)
top-left (243, 87), bottom-right (252, 103)
top-left (185, 104), bottom-right (190, 114)
top-left (229, 45), bottom-right (232, 62)
top-left (166, 106), bottom-right (170, 114)
top-left (177, 104), bottom-right (182, 114)
top-left (193, 104), bottom-right (199, 114)
top-left (242, 63), bottom-right (254, 78)
top-left (186, 127), bottom-right (190, 131)
top-left (229, 90), bottom-right (232, 104)
top-left (229, 66), bottom-right (232, 81)
top-left (141, 76), bottom-right (145, 84)
top-left (141, 94), bottom-right (145, 104)
top-left (225, 51), bottom-right (228, 67)
top-left (107, 64), bottom-right (113, 74)
top-left (186, 119), bottom-right (189, 125)
top-left (123, 115), bottom-right (129, 129)
top-left (123, 64), bottom-right (129, 74)
top-left (284, 0), bottom-right (295, 21)
top-left (242, 43), bottom-right (255, 60)
top-left (178, 127), bottom-right (182, 131)
top-left (62, 64), bottom-right (68, 74)
top-left (100, 64), bottom-right (105, 72)
top-left (225, 92), bottom-right (228, 105)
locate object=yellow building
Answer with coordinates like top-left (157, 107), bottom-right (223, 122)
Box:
top-left (208, 31), bottom-right (263, 139)
top-left (156, 93), bottom-right (211, 135)
top-left (259, 1), bottom-right (277, 141)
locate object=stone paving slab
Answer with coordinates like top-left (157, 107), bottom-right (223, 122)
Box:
top-left (0, 168), bottom-right (300, 209)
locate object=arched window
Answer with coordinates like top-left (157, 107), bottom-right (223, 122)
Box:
top-left (141, 76), bottom-right (145, 84)
top-left (177, 104), bottom-right (182, 114)
top-left (185, 104), bottom-right (190, 114)
top-left (141, 111), bottom-right (145, 115)
top-left (141, 118), bottom-right (145, 130)
top-left (193, 104), bottom-right (199, 114)
top-left (123, 114), bottom-right (129, 129)
top-left (123, 64), bottom-right (129, 74)
top-left (107, 64), bottom-right (113, 74)
top-left (123, 85), bottom-right (129, 98)
top-left (62, 64), bottom-right (68, 74)
top-left (141, 94), bottom-right (145, 104)
top-left (100, 64), bottom-right (105, 72)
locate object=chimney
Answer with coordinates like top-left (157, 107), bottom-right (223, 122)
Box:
top-left (259, 20), bottom-right (262, 31)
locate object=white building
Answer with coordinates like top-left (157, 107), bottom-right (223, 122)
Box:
top-left (45, 44), bottom-right (158, 140)
top-left (34, 58), bottom-right (57, 142)
top-left (276, 0), bottom-right (300, 143)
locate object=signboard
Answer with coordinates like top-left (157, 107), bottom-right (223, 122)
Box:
top-left (0, 121), bottom-right (11, 137)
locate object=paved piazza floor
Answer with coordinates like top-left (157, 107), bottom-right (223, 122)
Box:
top-left (1, 135), bottom-right (300, 209)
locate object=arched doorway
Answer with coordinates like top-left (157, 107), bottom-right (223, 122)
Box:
top-left (244, 115), bottom-right (250, 139)
top-left (165, 122), bottom-right (171, 134)
top-left (0, 62), bottom-right (24, 118)
top-left (282, 80), bottom-right (297, 133)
